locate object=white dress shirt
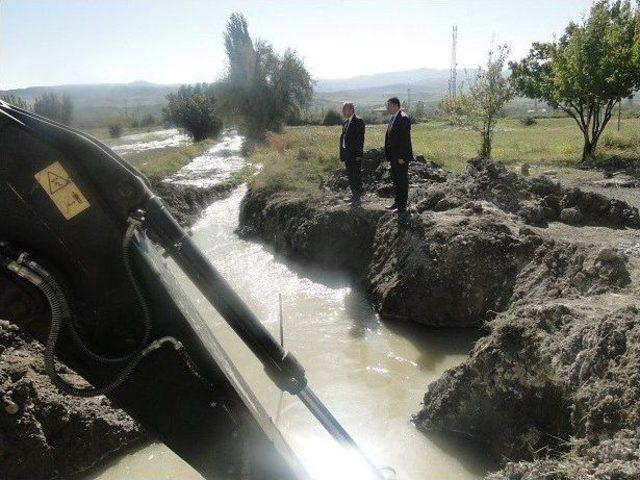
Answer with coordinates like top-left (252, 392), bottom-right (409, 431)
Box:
top-left (388, 111), bottom-right (400, 133)
top-left (342, 114), bottom-right (355, 148)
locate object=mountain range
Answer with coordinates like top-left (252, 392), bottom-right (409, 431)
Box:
top-left (0, 68), bottom-right (476, 125)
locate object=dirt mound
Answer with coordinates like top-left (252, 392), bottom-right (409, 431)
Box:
top-left (415, 244), bottom-right (639, 476)
top-left (240, 154), bottom-right (640, 478)
top-left (368, 202), bottom-right (538, 326)
top-left (486, 428), bottom-right (640, 480)
top-left (0, 320), bottom-right (145, 480)
top-left (512, 242), bottom-right (631, 301)
top-left (323, 148), bottom-right (450, 196)
top-left (326, 153), bottom-right (640, 229)
top-left (414, 157), bottom-right (640, 229)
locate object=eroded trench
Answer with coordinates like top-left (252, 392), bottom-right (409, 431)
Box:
top-left (89, 130), bottom-right (494, 480)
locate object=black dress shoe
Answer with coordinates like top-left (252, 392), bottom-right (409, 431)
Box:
top-left (386, 203), bottom-right (398, 210)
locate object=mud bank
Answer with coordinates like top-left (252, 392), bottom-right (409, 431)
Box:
top-left (151, 177), bottom-right (240, 226)
top-left (239, 154), bottom-right (639, 326)
top-left (0, 320), bottom-right (145, 480)
top-left (239, 152), bottom-right (640, 477)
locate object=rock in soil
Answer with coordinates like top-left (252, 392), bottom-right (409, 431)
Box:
top-left (0, 319), bottom-right (146, 480)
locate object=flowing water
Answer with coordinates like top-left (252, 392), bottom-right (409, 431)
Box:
top-left (90, 131), bottom-right (491, 480)
top-left (110, 128), bottom-right (191, 155)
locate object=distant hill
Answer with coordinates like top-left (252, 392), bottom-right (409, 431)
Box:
top-left (2, 82), bottom-right (177, 107)
top-left (1, 82), bottom-right (178, 127)
top-left (0, 69), bottom-right (482, 126)
top-left (315, 67), bottom-right (475, 93)
top-left (314, 67), bottom-right (478, 110)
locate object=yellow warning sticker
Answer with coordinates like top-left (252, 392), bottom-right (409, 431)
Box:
top-left (34, 161), bottom-right (90, 220)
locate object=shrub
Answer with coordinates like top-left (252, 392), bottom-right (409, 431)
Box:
top-left (108, 123), bottom-right (123, 138)
top-left (140, 113), bottom-right (156, 127)
top-left (322, 109), bottom-right (343, 126)
top-left (520, 116), bottom-right (537, 126)
top-left (163, 84), bottom-right (223, 141)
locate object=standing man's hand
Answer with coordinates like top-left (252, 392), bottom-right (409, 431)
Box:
top-left (398, 158), bottom-right (406, 165)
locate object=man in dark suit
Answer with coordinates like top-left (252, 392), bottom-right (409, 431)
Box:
top-left (384, 97), bottom-right (413, 213)
top-left (339, 102), bottom-right (365, 207)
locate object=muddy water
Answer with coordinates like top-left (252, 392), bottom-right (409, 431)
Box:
top-left (90, 131), bottom-right (490, 480)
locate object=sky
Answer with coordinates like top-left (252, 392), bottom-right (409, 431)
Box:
top-left (0, 0), bottom-right (597, 89)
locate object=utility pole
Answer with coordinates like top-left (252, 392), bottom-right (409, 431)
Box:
top-left (449, 25), bottom-right (458, 98)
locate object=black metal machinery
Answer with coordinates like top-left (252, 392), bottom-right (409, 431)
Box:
top-left (0, 101), bottom-right (382, 479)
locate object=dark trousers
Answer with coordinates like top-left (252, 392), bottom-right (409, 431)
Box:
top-left (390, 159), bottom-right (409, 208)
top-left (344, 158), bottom-right (363, 199)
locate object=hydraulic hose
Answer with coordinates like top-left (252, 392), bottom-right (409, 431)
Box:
top-left (0, 224), bottom-right (207, 397)
top-left (61, 218), bottom-right (152, 364)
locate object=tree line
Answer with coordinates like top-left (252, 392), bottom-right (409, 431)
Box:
top-left (1, 92), bottom-right (74, 125)
top-left (170, 1), bottom-right (638, 163)
top-left (2, 1), bottom-right (638, 164)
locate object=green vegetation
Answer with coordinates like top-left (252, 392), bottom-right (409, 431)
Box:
top-left (108, 122), bottom-right (123, 138)
top-left (123, 139), bottom-right (217, 179)
top-left (0, 94), bottom-right (29, 109)
top-left (248, 117), bottom-right (640, 193)
top-left (439, 45), bottom-right (514, 158)
top-left (520, 116), bottom-right (537, 126)
top-left (469, 45), bottom-right (514, 158)
top-left (510, 0), bottom-right (640, 161)
top-left (163, 84), bottom-right (222, 141)
top-left (33, 92), bottom-right (73, 124)
top-left (322, 109), bottom-right (342, 126)
top-left (216, 13), bottom-right (313, 139)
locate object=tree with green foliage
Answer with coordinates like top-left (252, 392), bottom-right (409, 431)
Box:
top-left (163, 84), bottom-right (223, 141)
top-left (437, 94), bottom-right (474, 127)
top-left (216, 13), bottom-right (313, 139)
top-left (0, 94), bottom-right (29, 110)
top-left (438, 45), bottom-right (513, 158)
top-left (413, 101), bottom-right (426, 120)
top-left (33, 92), bottom-right (73, 124)
top-left (470, 45), bottom-right (514, 158)
top-left (510, 0), bottom-right (640, 161)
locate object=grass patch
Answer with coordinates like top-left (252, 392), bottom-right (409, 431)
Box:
top-left (248, 117), bottom-right (640, 193)
top-left (247, 129), bottom-right (343, 193)
top-left (124, 139), bottom-right (216, 179)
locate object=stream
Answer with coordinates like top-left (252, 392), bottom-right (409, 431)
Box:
top-left (90, 130), bottom-right (490, 480)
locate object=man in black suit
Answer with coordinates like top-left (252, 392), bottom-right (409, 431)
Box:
top-left (384, 97), bottom-right (413, 213)
top-left (339, 102), bottom-right (365, 207)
